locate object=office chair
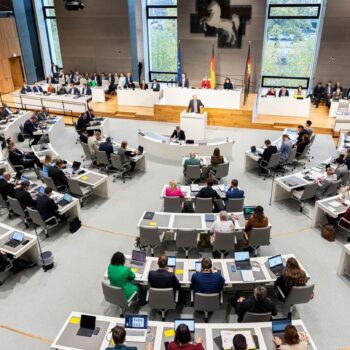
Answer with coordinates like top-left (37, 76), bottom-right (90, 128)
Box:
top-left (185, 165), bottom-right (201, 183)
top-left (175, 229), bottom-right (199, 258)
top-left (195, 197), bottom-right (213, 213)
top-left (101, 280), bottom-right (137, 317)
top-left (42, 175), bottom-right (59, 193)
top-left (73, 121), bottom-right (81, 144)
top-left (0, 254), bottom-right (13, 286)
top-left (81, 142), bottom-right (94, 166)
top-left (7, 196), bottom-right (29, 228)
top-left (0, 194), bottom-right (11, 217)
top-left (67, 177), bottom-right (92, 207)
top-left (338, 216), bottom-right (350, 242)
top-left (293, 144), bottom-right (312, 169)
top-left (212, 231), bottom-right (235, 258)
top-left (242, 312), bottom-right (272, 323)
top-left (164, 196), bottom-right (182, 213)
top-left (111, 154), bottom-right (131, 183)
top-left (27, 207), bottom-right (58, 239)
top-left (259, 152), bottom-right (281, 180)
top-left (95, 150), bottom-right (110, 173)
top-left (139, 226), bottom-right (164, 256)
top-left (276, 284), bottom-right (315, 317)
top-left (147, 287), bottom-right (178, 321)
top-left (192, 292), bottom-right (222, 323)
top-left (282, 147), bottom-right (297, 172)
top-left (210, 162), bottom-right (229, 182)
top-left (245, 226), bottom-right (271, 256)
top-left (291, 182), bottom-right (318, 212)
top-left (19, 124), bottom-right (33, 147)
top-left (226, 198), bottom-right (244, 212)
top-left (323, 179), bottom-right (341, 198)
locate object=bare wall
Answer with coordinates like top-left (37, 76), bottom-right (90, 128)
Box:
top-left (54, 0), bottom-right (132, 73)
top-left (178, 0), bottom-right (266, 89)
top-left (314, 0), bottom-right (350, 88)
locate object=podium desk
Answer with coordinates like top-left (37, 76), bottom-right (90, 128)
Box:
top-left (91, 87), bottom-right (106, 102)
top-left (118, 89), bottom-right (160, 107)
top-left (180, 110), bottom-right (207, 139)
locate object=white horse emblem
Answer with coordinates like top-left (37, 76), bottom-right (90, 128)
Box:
top-left (200, 1), bottom-right (240, 46)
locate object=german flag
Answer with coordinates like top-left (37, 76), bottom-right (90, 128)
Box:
top-left (210, 44), bottom-right (216, 89)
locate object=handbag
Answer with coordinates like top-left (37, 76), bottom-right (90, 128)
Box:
top-left (321, 224), bottom-right (336, 242)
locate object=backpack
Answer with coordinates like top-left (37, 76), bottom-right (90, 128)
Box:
top-left (69, 217), bottom-right (81, 233)
top-left (17, 133), bottom-right (25, 142)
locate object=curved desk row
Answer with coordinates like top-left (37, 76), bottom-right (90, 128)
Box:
top-left (0, 111), bottom-right (32, 140)
top-left (138, 131), bottom-right (234, 163)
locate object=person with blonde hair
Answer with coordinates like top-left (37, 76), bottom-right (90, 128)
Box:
top-left (42, 154), bottom-right (53, 177)
top-left (165, 180), bottom-right (184, 198)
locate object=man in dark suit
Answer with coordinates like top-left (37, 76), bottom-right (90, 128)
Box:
top-left (76, 113), bottom-right (90, 134)
top-left (296, 125), bottom-right (308, 144)
top-left (56, 84), bottom-right (67, 95)
top-left (312, 82), bottom-right (324, 108)
top-left (325, 81), bottom-right (334, 108)
top-left (23, 115), bottom-right (41, 145)
top-left (7, 139), bottom-right (41, 168)
top-left (92, 72), bottom-right (101, 86)
top-left (235, 286), bottom-right (277, 322)
top-left (67, 83), bottom-right (80, 96)
top-left (20, 83), bottom-right (32, 94)
top-left (51, 63), bottom-right (59, 79)
top-left (48, 159), bottom-right (68, 189)
top-left (36, 187), bottom-right (64, 223)
top-left (99, 137), bottom-right (114, 160)
top-left (151, 79), bottom-right (160, 92)
top-left (171, 126), bottom-right (186, 141)
top-left (178, 73), bottom-right (189, 88)
top-left (107, 73), bottom-right (115, 94)
top-left (187, 95), bottom-right (204, 113)
top-left (15, 181), bottom-right (35, 209)
top-left (196, 177), bottom-right (221, 212)
top-left (148, 255), bottom-right (180, 291)
top-left (86, 108), bottom-right (95, 122)
top-left (32, 82), bottom-right (43, 93)
top-left (0, 172), bottom-right (16, 201)
top-left (2, 103), bottom-right (13, 117)
top-left (259, 139), bottom-right (278, 174)
top-left (81, 83), bottom-right (91, 96)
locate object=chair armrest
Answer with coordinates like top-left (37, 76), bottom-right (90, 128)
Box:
top-left (45, 216), bottom-right (58, 226)
top-left (260, 159), bottom-right (268, 166)
top-left (220, 291), bottom-right (223, 304)
top-left (127, 291), bottom-right (138, 306)
top-left (190, 290), bottom-right (194, 303)
top-left (175, 290), bottom-right (179, 303)
top-left (160, 232), bottom-right (165, 241)
top-left (244, 232), bottom-right (248, 241)
top-left (146, 289), bottom-right (149, 303)
top-left (276, 286), bottom-right (286, 301)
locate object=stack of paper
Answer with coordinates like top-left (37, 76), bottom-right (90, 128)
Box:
top-left (240, 270), bottom-right (255, 282)
top-left (329, 201), bottom-right (342, 208)
top-left (221, 330), bottom-right (256, 350)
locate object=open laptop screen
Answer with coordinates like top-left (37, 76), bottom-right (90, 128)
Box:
top-left (272, 318), bottom-right (292, 334)
top-left (12, 231), bottom-right (24, 242)
top-left (125, 315), bottom-right (148, 329)
top-left (167, 256), bottom-right (176, 267)
top-left (80, 315), bottom-right (96, 330)
top-left (174, 319), bottom-right (195, 332)
top-left (243, 206), bottom-right (256, 218)
top-left (131, 250), bottom-right (146, 263)
top-left (234, 251), bottom-right (250, 262)
top-left (268, 255), bottom-right (283, 269)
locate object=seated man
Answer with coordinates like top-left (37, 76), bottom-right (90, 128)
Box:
top-left (259, 139), bottom-right (277, 174)
top-left (225, 179), bottom-right (244, 200)
top-left (81, 83), bottom-right (92, 96)
top-left (99, 137), bottom-right (114, 160)
top-left (312, 82), bottom-right (324, 108)
top-left (148, 255), bottom-right (181, 290)
top-left (23, 115), bottom-right (41, 145)
top-left (191, 257), bottom-right (225, 294)
top-left (279, 134), bottom-right (293, 165)
top-left (183, 152), bottom-right (201, 175)
top-left (296, 125), bottom-right (308, 145)
top-left (0, 172), bottom-right (16, 201)
top-left (315, 167), bottom-right (337, 199)
top-left (37, 107), bottom-right (50, 121)
top-left (278, 86), bottom-right (289, 97)
top-left (2, 103), bottom-right (13, 117)
top-left (335, 158), bottom-right (349, 185)
top-left (15, 181), bottom-right (35, 209)
top-left (88, 130), bottom-right (101, 156)
top-left (117, 141), bottom-right (138, 171)
top-left (171, 126), bottom-right (186, 141)
top-left (235, 286), bottom-right (277, 323)
top-left (48, 159), bottom-right (68, 189)
top-left (8, 144), bottom-right (38, 169)
top-left (305, 120), bottom-right (313, 136)
top-left (68, 83), bottom-right (80, 96)
top-left (36, 187), bottom-right (65, 223)
top-left (151, 79), bottom-right (160, 92)
top-left (56, 84), bottom-right (67, 95)
top-left (187, 95), bottom-right (204, 113)
top-left (196, 177), bottom-right (221, 212)
top-left (32, 82), bottom-right (43, 93)
top-left (20, 83), bottom-right (32, 94)
top-left (79, 128), bottom-right (89, 144)
top-left (76, 112), bottom-right (90, 133)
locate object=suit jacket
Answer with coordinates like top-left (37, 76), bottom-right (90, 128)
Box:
top-left (15, 187), bottom-right (35, 209)
top-left (9, 149), bottom-right (25, 166)
top-left (20, 86), bottom-right (32, 94)
top-left (280, 139), bottom-right (293, 162)
top-left (171, 129), bottom-right (186, 140)
top-left (52, 64), bottom-right (59, 76)
top-left (183, 157), bottom-right (201, 174)
top-left (278, 89), bottom-right (289, 97)
top-left (48, 166), bottom-right (68, 188)
top-left (81, 87), bottom-right (91, 95)
top-left (148, 269), bottom-right (181, 290)
top-left (23, 119), bottom-right (38, 137)
top-left (151, 83), bottom-right (160, 91)
top-left (223, 82), bottom-right (233, 90)
top-left (93, 75), bottom-right (101, 86)
top-left (178, 78), bottom-right (189, 88)
top-left (68, 87), bottom-right (80, 95)
top-left (76, 117), bottom-right (89, 131)
top-left (187, 99), bottom-right (204, 113)
top-left (261, 145), bottom-right (277, 163)
top-left (108, 76), bottom-right (115, 86)
top-left (196, 186), bottom-right (220, 200)
top-left (0, 179), bottom-right (16, 200)
top-left (36, 194), bottom-right (59, 220)
top-left (235, 296), bottom-right (277, 322)
top-left (99, 142), bottom-right (114, 159)
top-left (225, 187), bottom-right (244, 199)
top-left (191, 271), bottom-right (225, 294)
top-left (33, 86), bottom-right (43, 93)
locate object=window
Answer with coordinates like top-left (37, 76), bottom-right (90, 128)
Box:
top-left (146, 0), bottom-right (177, 82)
top-left (42, 0), bottom-right (62, 68)
top-left (261, 0), bottom-right (324, 89)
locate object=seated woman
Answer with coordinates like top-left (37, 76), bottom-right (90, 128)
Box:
top-left (200, 76), bottom-right (211, 89)
top-left (211, 147), bottom-right (224, 171)
top-left (232, 334), bottom-right (248, 350)
top-left (117, 141), bottom-right (138, 171)
top-left (107, 251), bottom-right (145, 305)
top-left (266, 87), bottom-right (276, 97)
top-left (41, 154), bottom-right (54, 177)
top-left (295, 134), bottom-right (310, 157)
top-left (210, 211), bottom-right (235, 245)
top-left (293, 85), bottom-right (305, 99)
top-left (244, 206), bottom-right (268, 242)
top-left (169, 323), bottom-right (204, 350)
top-left (274, 325), bottom-right (308, 350)
top-left (223, 77), bottom-right (233, 90)
top-left (274, 257), bottom-right (307, 300)
top-left (165, 180), bottom-right (185, 198)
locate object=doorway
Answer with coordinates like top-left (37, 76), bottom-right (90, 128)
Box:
top-left (9, 56), bottom-right (25, 89)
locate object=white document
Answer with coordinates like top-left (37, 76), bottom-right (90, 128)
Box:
top-left (218, 184), bottom-right (226, 191)
top-left (329, 201), bottom-right (342, 208)
top-left (190, 184), bottom-right (200, 191)
top-left (221, 330), bottom-right (256, 350)
top-left (240, 269), bottom-right (255, 282)
top-left (181, 186), bottom-right (190, 193)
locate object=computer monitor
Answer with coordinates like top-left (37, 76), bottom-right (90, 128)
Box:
top-left (268, 255), bottom-right (283, 269)
top-left (272, 318), bottom-right (292, 334)
top-left (131, 250), bottom-right (146, 263)
top-left (125, 314), bottom-right (148, 329)
top-left (234, 251), bottom-right (250, 262)
top-left (167, 256), bottom-right (176, 267)
top-left (174, 319), bottom-right (195, 332)
top-left (12, 231), bottom-right (24, 242)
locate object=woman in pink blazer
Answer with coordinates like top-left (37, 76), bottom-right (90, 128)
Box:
top-left (165, 180), bottom-right (185, 198)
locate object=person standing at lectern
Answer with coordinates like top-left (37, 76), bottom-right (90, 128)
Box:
top-left (187, 95), bottom-right (204, 113)
top-left (171, 126), bottom-right (186, 141)
top-left (178, 73), bottom-right (189, 88)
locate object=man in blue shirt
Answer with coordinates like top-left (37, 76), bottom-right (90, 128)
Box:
top-left (191, 257), bottom-right (225, 294)
top-left (226, 179), bottom-right (244, 199)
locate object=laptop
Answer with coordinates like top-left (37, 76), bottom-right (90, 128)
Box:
top-left (243, 206), bottom-right (256, 220)
top-left (124, 314), bottom-right (148, 342)
top-left (58, 193), bottom-right (73, 207)
top-left (5, 231), bottom-right (24, 248)
top-left (174, 319), bottom-right (195, 336)
top-left (167, 256), bottom-right (176, 268)
top-left (143, 211), bottom-right (155, 220)
top-left (272, 318), bottom-right (292, 340)
top-left (76, 315), bottom-right (96, 337)
top-left (130, 250), bottom-right (146, 266)
top-left (195, 261), bottom-right (202, 272)
top-left (234, 251), bottom-right (252, 270)
top-left (205, 214), bottom-right (215, 222)
top-left (72, 161), bottom-right (81, 172)
top-left (36, 186), bottom-right (45, 195)
top-left (268, 254), bottom-right (285, 277)
top-left (138, 146), bottom-right (144, 154)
